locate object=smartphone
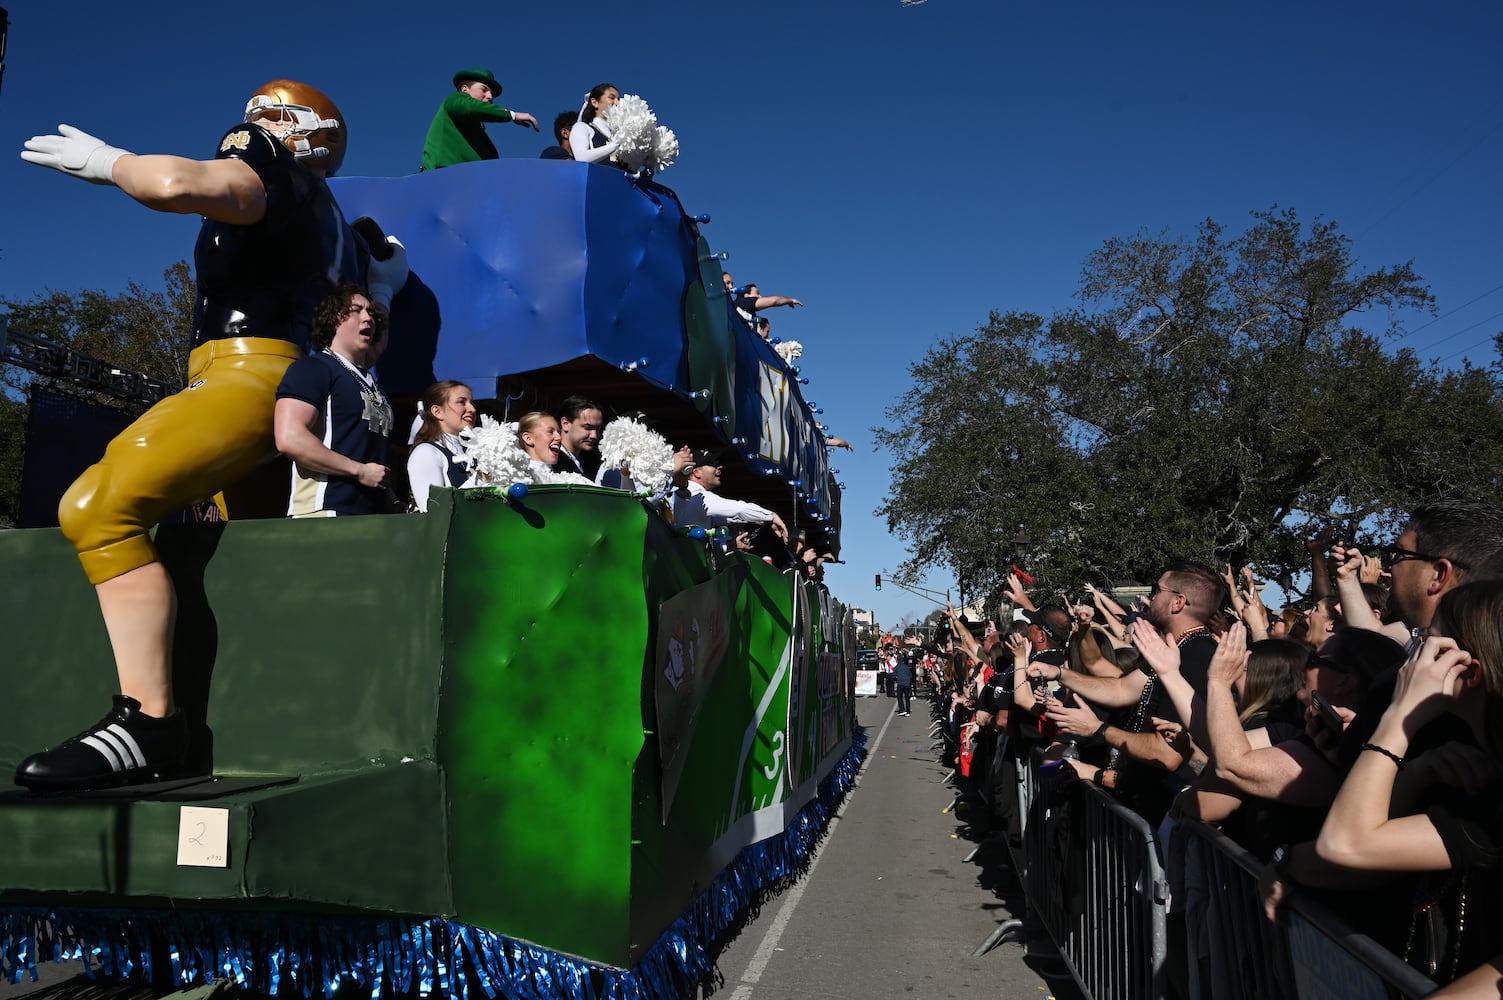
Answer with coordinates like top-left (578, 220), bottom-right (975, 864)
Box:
top-left (1310, 690), bottom-right (1344, 737)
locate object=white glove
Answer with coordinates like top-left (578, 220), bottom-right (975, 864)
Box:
top-left (21, 124), bottom-right (131, 185)
top-left (365, 236), bottom-right (409, 308)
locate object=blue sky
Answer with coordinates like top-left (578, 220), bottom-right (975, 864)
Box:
top-left (1, 1), bottom-right (1500, 628)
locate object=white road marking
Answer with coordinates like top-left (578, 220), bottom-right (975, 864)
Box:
top-left (726, 703), bottom-right (897, 999)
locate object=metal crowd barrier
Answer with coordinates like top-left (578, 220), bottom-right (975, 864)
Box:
top-left (1021, 747), bottom-right (1168, 1000)
top-left (988, 751), bottom-right (1438, 1000)
top-left (1180, 822), bottom-right (1439, 1000)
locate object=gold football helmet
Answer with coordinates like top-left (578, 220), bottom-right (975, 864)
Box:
top-left (244, 80), bottom-right (347, 175)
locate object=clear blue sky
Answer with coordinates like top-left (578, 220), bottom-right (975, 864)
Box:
top-left (1, 1), bottom-right (1499, 628)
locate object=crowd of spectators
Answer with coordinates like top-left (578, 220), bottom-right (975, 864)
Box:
top-left (912, 499), bottom-right (1503, 997)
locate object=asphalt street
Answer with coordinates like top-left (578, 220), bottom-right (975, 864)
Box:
top-left (708, 693), bottom-right (1083, 1000)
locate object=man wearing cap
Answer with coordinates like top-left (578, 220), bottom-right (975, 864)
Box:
top-left (421, 68), bottom-right (540, 171)
top-left (672, 449), bottom-right (790, 543)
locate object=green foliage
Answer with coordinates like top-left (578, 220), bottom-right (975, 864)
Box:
top-left (877, 207), bottom-right (1503, 602)
top-left (2, 260), bottom-right (195, 396)
top-left (0, 262), bottom-right (196, 525)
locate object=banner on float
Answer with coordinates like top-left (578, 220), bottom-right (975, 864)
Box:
top-left (654, 575), bottom-right (733, 822)
top-left (659, 561), bottom-right (852, 866)
top-left (855, 670), bottom-right (878, 695)
top-left (789, 582), bottom-right (850, 795)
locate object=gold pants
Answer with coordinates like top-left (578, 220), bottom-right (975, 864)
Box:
top-left (59, 337), bottom-right (302, 585)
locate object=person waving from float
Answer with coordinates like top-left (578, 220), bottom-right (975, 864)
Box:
top-left (421, 67), bottom-right (540, 171)
top-left (13, 80), bottom-right (407, 792)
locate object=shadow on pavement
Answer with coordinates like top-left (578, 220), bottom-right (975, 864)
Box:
top-left (949, 791), bottom-right (1088, 1000)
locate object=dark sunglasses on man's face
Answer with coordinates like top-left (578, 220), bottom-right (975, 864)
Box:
top-left (1382, 545), bottom-right (1470, 571)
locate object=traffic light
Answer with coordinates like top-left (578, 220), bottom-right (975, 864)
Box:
top-left (875, 574), bottom-right (882, 591)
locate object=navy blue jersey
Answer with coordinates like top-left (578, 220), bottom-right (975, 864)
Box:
top-left (191, 123), bottom-right (365, 351)
top-left (277, 352), bottom-right (394, 516)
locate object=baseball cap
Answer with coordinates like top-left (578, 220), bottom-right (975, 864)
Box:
top-left (691, 448), bottom-right (724, 468)
top-left (1018, 607), bottom-right (1066, 642)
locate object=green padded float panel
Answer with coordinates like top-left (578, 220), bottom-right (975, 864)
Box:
top-left (0, 487), bottom-right (861, 997)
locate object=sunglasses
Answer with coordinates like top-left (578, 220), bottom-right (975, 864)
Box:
top-left (1382, 545), bottom-right (1470, 571)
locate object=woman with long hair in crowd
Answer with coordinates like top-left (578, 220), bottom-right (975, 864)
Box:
top-left (1313, 579), bottom-right (1503, 986)
top-left (406, 380), bottom-right (479, 512)
top-left (569, 83), bottom-right (621, 166)
top-left (1235, 638), bottom-right (1308, 733)
top-left (516, 411), bottom-right (562, 477)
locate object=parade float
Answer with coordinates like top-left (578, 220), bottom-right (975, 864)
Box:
top-left (0, 156), bottom-right (860, 999)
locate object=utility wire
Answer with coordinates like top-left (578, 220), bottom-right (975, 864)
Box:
top-left (1392, 281), bottom-right (1503, 346)
top-left (1357, 115), bottom-right (1503, 239)
top-left (1432, 310), bottom-right (1503, 365)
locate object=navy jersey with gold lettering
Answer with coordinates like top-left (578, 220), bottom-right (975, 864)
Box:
top-left (276, 351), bottom-right (394, 516)
top-left (191, 123), bottom-right (365, 352)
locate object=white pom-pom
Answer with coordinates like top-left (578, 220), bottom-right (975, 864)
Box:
top-left (605, 94), bottom-right (657, 172)
top-left (461, 415), bottom-right (534, 486)
top-left (598, 416), bottom-right (676, 494)
top-left (605, 95), bottom-right (678, 173)
top-left (774, 340), bottom-right (804, 363)
top-left (652, 126), bottom-right (678, 171)
top-left (537, 469), bottom-right (597, 486)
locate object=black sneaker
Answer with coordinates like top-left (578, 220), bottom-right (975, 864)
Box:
top-left (15, 696), bottom-right (188, 792)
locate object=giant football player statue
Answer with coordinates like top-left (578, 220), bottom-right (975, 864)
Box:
top-left (14, 80), bottom-right (407, 792)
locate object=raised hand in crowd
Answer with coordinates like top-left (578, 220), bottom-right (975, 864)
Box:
top-left (1025, 659), bottom-right (1062, 683)
top-left (1330, 542), bottom-right (1408, 643)
top-left (1308, 698), bottom-right (1356, 760)
top-left (1067, 601), bottom-right (1095, 630)
top-left (946, 604), bottom-right (983, 660)
top-left (1130, 618), bottom-right (1181, 678)
top-left (1306, 524), bottom-right (1335, 600)
top-left (1313, 634), bottom-right (1476, 875)
top-left (1386, 634), bottom-right (1474, 731)
top-left (1206, 621), bottom-right (1250, 690)
top-left (1151, 716), bottom-right (1193, 759)
top-left (1007, 631), bottom-right (1042, 713)
top-left (1221, 563), bottom-right (1246, 616)
top-left (1085, 582), bottom-right (1127, 638)
top-left (1237, 567), bottom-right (1272, 640)
top-left (1131, 617), bottom-right (1208, 750)
top-left (1005, 572), bottom-right (1036, 612)
top-left (1331, 542), bottom-right (1378, 628)
top-left (1043, 692), bottom-right (1104, 740)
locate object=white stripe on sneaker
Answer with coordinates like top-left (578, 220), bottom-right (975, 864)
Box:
top-left (81, 734), bottom-right (127, 772)
top-left (105, 724), bottom-right (148, 769)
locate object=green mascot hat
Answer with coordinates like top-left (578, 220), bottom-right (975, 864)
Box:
top-left (453, 68), bottom-right (503, 94)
